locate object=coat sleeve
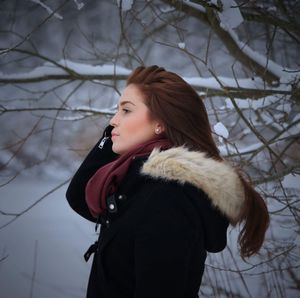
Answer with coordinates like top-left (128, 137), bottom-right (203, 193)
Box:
top-left (133, 184), bottom-right (206, 298)
top-left (65, 125), bottom-right (118, 222)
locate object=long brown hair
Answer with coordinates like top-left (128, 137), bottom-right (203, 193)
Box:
top-left (127, 65), bottom-right (269, 258)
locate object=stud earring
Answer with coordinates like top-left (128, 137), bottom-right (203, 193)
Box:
top-left (155, 128), bottom-right (161, 134)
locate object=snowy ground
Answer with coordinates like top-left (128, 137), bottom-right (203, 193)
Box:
top-left (0, 177), bottom-right (96, 298)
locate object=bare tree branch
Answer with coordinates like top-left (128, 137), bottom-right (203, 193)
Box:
top-left (0, 0), bottom-right (70, 56)
top-left (0, 179), bottom-right (71, 229)
top-left (161, 0), bottom-right (294, 84)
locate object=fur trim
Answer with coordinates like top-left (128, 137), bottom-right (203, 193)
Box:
top-left (141, 147), bottom-right (245, 222)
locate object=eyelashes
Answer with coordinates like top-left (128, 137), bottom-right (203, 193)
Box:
top-left (121, 108), bottom-right (131, 114)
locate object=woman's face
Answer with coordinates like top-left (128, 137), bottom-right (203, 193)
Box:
top-left (109, 84), bottom-right (162, 155)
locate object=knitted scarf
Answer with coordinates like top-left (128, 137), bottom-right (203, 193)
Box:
top-left (85, 137), bottom-right (171, 218)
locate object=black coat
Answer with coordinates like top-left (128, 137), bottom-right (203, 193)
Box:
top-left (66, 126), bottom-right (244, 298)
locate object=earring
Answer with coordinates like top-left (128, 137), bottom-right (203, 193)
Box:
top-left (155, 128), bottom-right (161, 134)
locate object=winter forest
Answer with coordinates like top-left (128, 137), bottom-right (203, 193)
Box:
top-left (0, 0), bottom-right (299, 297)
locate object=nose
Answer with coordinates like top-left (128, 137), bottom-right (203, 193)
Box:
top-left (110, 112), bottom-right (119, 127)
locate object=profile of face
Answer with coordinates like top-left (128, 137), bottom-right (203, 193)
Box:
top-left (109, 84), bottom-right (164, 155)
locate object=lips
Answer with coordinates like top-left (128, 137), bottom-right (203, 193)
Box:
top-left (111, 131), bottom-right (119, 138)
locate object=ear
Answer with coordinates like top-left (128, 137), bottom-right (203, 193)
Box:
top-left (159, 123), bottom-right (165, 132)
top-left (154, 122), bottom-right (165, 134)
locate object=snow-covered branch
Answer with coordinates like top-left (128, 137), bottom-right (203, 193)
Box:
top-left (30, 0), bottom-right (63, 20)
top-left (0, 59), bottom-right (297, 99)
top-left (162, 0), bottom-right (299, 86)
top-left (241, 8), bottom-right (300, 37)
top-left (0, 60), bottom-right (131, 83)
top-left (0, 105), bottom-right (115, 117)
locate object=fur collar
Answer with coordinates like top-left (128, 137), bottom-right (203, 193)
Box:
top-left (141, 147), bottom-right (245, 223)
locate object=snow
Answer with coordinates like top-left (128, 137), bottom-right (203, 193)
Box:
top-left (0, 105), bottom-right (115, 121)
top-left (0, 177), bottom-right (95, 298)
top-left (224, 96), bottom-right (279, 110)
top-left (70, 105), bottom-right (115, 115)
top-left (282, 174), bottom-right (300, 189)
top-left (178, 42), bottom-right (186, 49)
top-left (76, 105), bottom-right (115, 113)
top-left (55, 115), bottom-right (91, 121)
top-left (276, 103), bottom-right (292, 114)
top-left (0, 58), bottom-right (294, 98)
top-left (186, 75), bottom-right (265, 90)
top-left (221, 24), bottom-right (299, 82)
top-left (214, 122), bottom-right (229, 139)
top-left (0, 60), bottom-right (131, 80)
top-left (55, 106), bottom-right (115, 120)
top-left (236, 142), bottom-right (262, 153)
top-left (73, 0), bottom-right (85, 10)
top-left (267, 6), bottom-right (277, 12)
top-left (182, 0), bottom-right (206, 13)
top-left (60, 60), bottom-right (132, 76)
top-left (160, 4), bottom-right (176, 13)
top-left (218, 0), bottom-right (244, 29)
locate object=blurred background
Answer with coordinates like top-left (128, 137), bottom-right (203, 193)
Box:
top-left (0, 0), bottom-right (299, 297)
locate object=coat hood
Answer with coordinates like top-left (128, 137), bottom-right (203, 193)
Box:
top-left (141, 146), bottom-right (245, 224)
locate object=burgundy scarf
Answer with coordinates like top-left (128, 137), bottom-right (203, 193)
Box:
top-left (85, 137), bottom-right (171, 218)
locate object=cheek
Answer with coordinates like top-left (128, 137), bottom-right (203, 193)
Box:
top-left (112, 115), bottom-right (155, 154)
top-left (128, 114), bottom-right (153, 133)
top-left (125, 119), bottom-right (141, 134)
top-left (124, 115), bottom-right (155, 142)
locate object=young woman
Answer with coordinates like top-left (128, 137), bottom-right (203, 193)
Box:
top-left (66, 65), bottom-right (269, 298)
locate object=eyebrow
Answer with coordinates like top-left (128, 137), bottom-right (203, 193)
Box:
top-left (119, 100), bottom-right (136, 107)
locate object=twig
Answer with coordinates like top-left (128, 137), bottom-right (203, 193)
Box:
top-left (0, 179), bottom-right (71, 229)
top-left (0, 0), bottom-right (70, 56)
top-left (29, 240), bottom-right (38, 298)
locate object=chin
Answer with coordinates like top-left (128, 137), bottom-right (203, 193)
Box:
top-left (112, 145), bottom-right (124, 155)
top-left (112, 147), bottom-right (121, 154)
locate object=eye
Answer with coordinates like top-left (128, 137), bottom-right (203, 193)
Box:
top-left (122, 108), bottom-right (130, 114)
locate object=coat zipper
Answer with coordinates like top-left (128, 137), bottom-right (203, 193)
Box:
top-left (98, 132), bottom-right (109, 149)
